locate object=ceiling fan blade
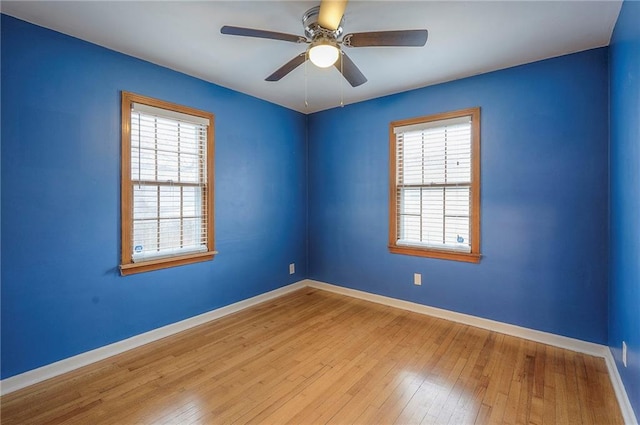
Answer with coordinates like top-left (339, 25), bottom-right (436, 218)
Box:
top-left (334, 51), bottom-right (367, 87)
top-left (318, 0), bottom-right (348, 31)
top-left (266, 53), bottom-right (307, 81)
top-left (343, 30), bottom-right (428, 47)
top-left (221, 26), bottom-right (306, 43)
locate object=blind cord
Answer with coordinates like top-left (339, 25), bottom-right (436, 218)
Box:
top-left (136, 111), bottom-right (141, 189)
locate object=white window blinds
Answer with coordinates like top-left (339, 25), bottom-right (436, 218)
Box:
top-left (394, 115), bottom-right (473, 252)
top-left (130, 103), bottom-right (209, 262)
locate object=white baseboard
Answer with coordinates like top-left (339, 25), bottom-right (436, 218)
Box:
top-left (304, 279), bottom-right (637, 425)
top-left (0, 280), bottom-right (307, 396)
top-left (604, 349), bottom-right (639, 425)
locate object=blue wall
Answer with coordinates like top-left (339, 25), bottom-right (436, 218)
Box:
top-left (0, 15), bottom-right (308, 379)
top-left (609, 0), bottom-right (640, 420)
top-left (308, 48), bottom-right (610, 345)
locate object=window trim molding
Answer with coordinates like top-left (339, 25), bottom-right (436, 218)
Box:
top-left (388, 107), bottom-right (481, 263)
top-left (120, 91), bottom-right (215, 275)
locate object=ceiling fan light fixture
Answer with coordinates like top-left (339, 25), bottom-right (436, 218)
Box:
top-left (309, 38), bottom-right (339, 68)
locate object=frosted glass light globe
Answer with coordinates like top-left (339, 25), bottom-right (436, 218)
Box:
top-left (309, 42), bottom-right (339, 68)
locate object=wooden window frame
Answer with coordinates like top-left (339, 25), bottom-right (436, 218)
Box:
top-left (389, 107), bottom-right (481, 263)
top-left (120, 91), bottom-right (215, 275)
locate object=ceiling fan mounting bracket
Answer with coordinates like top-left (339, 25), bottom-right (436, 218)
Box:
top-left (342, 33), bottom-right (353, 47)
top-left (303, 6), bottom-right (343, 41)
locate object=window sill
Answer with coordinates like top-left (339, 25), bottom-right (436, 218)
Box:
top-left (388, 245), bottom-right (481, 263)
top-left (120, 251), bottom-right (216, 276)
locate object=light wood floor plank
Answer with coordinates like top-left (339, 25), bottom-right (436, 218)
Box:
top-left (0, 288), bottom-right (623, 424)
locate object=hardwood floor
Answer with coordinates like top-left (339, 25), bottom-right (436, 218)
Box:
top-left (1, 288), bottom-right (623, 424)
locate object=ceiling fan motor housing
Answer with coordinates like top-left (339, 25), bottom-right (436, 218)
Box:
top-left (303, 6), bottom-right (343, 41)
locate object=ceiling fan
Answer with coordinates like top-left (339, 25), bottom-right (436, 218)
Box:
top-left (220, 0), bottom-right (428, 87)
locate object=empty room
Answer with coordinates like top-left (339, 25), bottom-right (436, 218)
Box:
top-left (1, 0), bottom-right (638, 424)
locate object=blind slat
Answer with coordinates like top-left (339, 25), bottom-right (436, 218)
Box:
top-left (132, 102), bottom-right (210, 126)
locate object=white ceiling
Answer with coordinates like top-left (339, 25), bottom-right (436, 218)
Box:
top-left (1, 1), bottom-right (622, 114)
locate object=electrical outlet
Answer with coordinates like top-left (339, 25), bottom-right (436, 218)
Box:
top-left (623, 341), bottom-right (627, 367)
top-left (289, 263), bottom-right (295, 275)
top-left (414, 273), bottom-right (422, 286)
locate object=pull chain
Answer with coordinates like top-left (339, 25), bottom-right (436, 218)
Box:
top-left (340, 51), bottom-right (344, 107)
top-left (304, 52), bottom-right (309, 109)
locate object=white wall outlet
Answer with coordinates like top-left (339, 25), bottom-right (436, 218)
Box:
top-left (289, 263), bottom-right (295, 275)
top-left (414, 273), bottom-right (422, 286)
top-left (622, 341), bottom-right (627, 367)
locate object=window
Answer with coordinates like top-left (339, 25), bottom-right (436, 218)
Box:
top-left (120, 92), bottom-right (215, 275)
top-left (389, 107), bottom-right (481, 263)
